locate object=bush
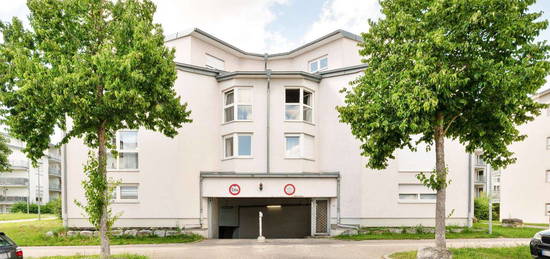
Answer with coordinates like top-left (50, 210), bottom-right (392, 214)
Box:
top-left (10, 199), bottom-right (61, 215)
top-left (474, 193), bottom-right (499, 220)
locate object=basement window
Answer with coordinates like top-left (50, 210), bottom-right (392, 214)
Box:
top-left (398, 184), bottom-right (436, 202)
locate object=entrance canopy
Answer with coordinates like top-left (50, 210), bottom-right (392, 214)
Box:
top-left (200, 172), bottom-right (339, 198)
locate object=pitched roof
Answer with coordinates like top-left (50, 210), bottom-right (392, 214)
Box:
top-left (165, 28), bottom-right (362, 59)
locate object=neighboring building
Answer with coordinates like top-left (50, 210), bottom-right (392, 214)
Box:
top-left (471, 153), bottom-right (501, 202)
top-left (500, 89), bottom-right (550, 224)
top-left (65, 28), bottom-right (474, 238)
top-left (0, 132), bottom-right (63, 213)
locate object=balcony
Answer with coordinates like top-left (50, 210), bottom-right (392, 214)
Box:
top-left (0, 196), bottom-right (28, 204)
top-left (48, 167), bottom-right (61, 177)
top-left (475, 157), bottom-right (486, 167)
top-left (49, 183), bottom-right (61, 192)
top-left (9, 159), bottom-right (29, 170)
top-left (474, 177), bottom-right (486, 184)
top-left (48, 154), bottom-right (61, 162)
top-left (0, 177), bottom-right (28, 187)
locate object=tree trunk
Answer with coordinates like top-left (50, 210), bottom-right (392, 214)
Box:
top-left (434, 113), bottom-right (447, 250)
top-left (97, 122), bottom-right (111, 259)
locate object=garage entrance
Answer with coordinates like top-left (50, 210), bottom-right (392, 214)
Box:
top-left (214, 198), bottom-right (312, 239)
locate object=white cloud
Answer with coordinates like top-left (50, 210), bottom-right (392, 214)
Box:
top-left (153, 0), bottom-right (293, 53)
top-left (301, 0), bottom-right (381, 43)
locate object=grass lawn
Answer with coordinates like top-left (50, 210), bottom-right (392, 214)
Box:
top-left (29, 254), bottom-right (147, 259)
top-left (479, 220), bottom-right (549, 228)
top-left (0, 213), bottom-right (56, 221)
top-left (2, 220), bottom-right (202, 246)
top-left (336, 223), bottom-right (541, 241)
top-left (390, 246), bottom-right (530, 259)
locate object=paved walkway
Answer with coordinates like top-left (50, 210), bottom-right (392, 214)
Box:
top-left (0, 217), bottom-right (57, 224)
top-left (22, 238), bottom-right (530, 259)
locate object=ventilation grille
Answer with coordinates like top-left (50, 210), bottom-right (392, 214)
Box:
top-left (315, 200), bottom-right (328, 233)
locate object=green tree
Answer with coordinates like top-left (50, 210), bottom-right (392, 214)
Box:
top-left (0, 0), bottom-right (191, 258)
top-left (0, 133), bottom-right (12, 172)
top-left (337, 0), bottom-right (549, 256)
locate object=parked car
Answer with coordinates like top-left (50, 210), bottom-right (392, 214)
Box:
top-left (0, 232), bottom-right (22, 259)
top-left (531, 229), bottom-right (550, 258)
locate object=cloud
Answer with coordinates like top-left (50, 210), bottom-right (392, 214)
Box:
top-left (153, 0), bottom-right (293, 53)
top-left (301, 0), bottom-right (381, 43)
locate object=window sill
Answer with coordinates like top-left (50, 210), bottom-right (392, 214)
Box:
top-left (113, 201), bottom-right (140, 204)
top-left (398, 200), bottom-right (436, 204)
top-left (284, 120), bottom-right (316, 126)
top-left (107, 169), bottom-right (140, 173)
top-left (284, 157), bottom-right (315, 162)
top-left (222, 120), bottom-right (253, 126)
top-left (222, 156), bottom-right (254, 161)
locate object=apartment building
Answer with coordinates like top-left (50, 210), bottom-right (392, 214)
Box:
top-left (500, 89), bottom-right (550, 224)
top-left (471, 153), bottom-right (501, 202)
top-left (65, 28), bottom-right (474, 238)
top-left (0, 132), bottom-right (63, 213)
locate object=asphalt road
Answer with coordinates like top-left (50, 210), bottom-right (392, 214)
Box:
top-left (22, 238), bottom-right (530, 259)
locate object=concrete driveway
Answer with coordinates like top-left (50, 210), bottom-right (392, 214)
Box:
top-left (22, 238), bottom-right (530, 259)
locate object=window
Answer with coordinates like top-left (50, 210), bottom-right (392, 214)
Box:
top-left (285, 133), bottom-right (314, 159)
top-left (546, 170), bottom-right (550, 183)
top-left (285, 88), bottom-right (313, 122)
top-left (119, 185), bottom-right (138, 200)
top-left (398, 184), bottom-right (436, 202)
top-left (547, 137), bottom-right (550, 150)
top-left (224, 88), bottom-right (252, 123)
top-left (206, 54), bottom-right (225, 70)
top-left (107, 130), bottom-right (138, 170)
top-left (308, 56), bottom-right (328, 73)
top-left (224, 133), bottom-right (252, 158)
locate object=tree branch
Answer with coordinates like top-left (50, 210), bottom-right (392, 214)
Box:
top-left (443, 114), bottom-right (460, 135)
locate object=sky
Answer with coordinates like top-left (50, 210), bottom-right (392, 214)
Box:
top-left (0, 0), bottom-right (549, 90)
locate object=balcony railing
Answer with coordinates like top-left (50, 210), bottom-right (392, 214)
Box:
top-left (9, 159), bottom-right (29, 170)
top-left (0, 196), bottom-right (28, 203)
top-left (49, 183), bottom-right (61, 191)
top-left (0, 177), bottom-right (28, 187)
top-left (48, 154), bottom-right (61, 162)
top-left (475, 157), bottom-right (486, 167)
top-left (475, 177), bottom-right (486, 183)
top-left (48, 167), bottom-right (61, 176)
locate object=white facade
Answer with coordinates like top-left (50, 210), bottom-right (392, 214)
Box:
top-left (500, 90), bottom-right (550, 224)
top-left (65, 29), bottom-right (473, 237)
top-left (0, 132), bottom-right (63, 213)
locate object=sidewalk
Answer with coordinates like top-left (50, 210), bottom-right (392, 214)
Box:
top-left (0, 217), bottom-right (57, 224)
top-left (21, 238), bottom-right (530, 259)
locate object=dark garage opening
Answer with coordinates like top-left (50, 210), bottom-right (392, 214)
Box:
top-left (216, 198), bottom-right (311, 239)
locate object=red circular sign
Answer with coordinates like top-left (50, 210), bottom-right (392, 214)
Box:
top-left (229, 184), bottom-right (241, 195)
top-left (284, 184), bottom-right (296, 195)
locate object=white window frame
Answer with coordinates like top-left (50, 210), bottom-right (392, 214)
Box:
top-left (205, 53), bottom-right (225, 70)
top-left (107, 130), bottom-right (138, 171)
top-left (223, 87), bottom-right (253, 123)
top-left (398, 184), bottom-right (437, 203)
top-left (284, 133), bottom-right (314, 160)
top-left (284, 87), bottom-right (314, 123)
top-left (114, 184), bottom-right (139, 203)
top-left (308, 55), bottom-right (328, 73)
top-left (223, 133), bottom-right (253, 159)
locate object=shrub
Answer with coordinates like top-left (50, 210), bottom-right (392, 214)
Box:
top-left (10, 199), bottom-right (61, 215)
top-left (474, 193), bottom-right (499, 220)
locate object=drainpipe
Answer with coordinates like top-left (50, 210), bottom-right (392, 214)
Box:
top-left (336, 174), bottom-right (356, 230)
top-left (467, 153), bottom-right (472, 227)
top-left (264, 53), bottom-right (271, 174)
top-left (62, 130), bottom-right (69, 227)
top-left (199, 176), bottom-right (203, 228)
